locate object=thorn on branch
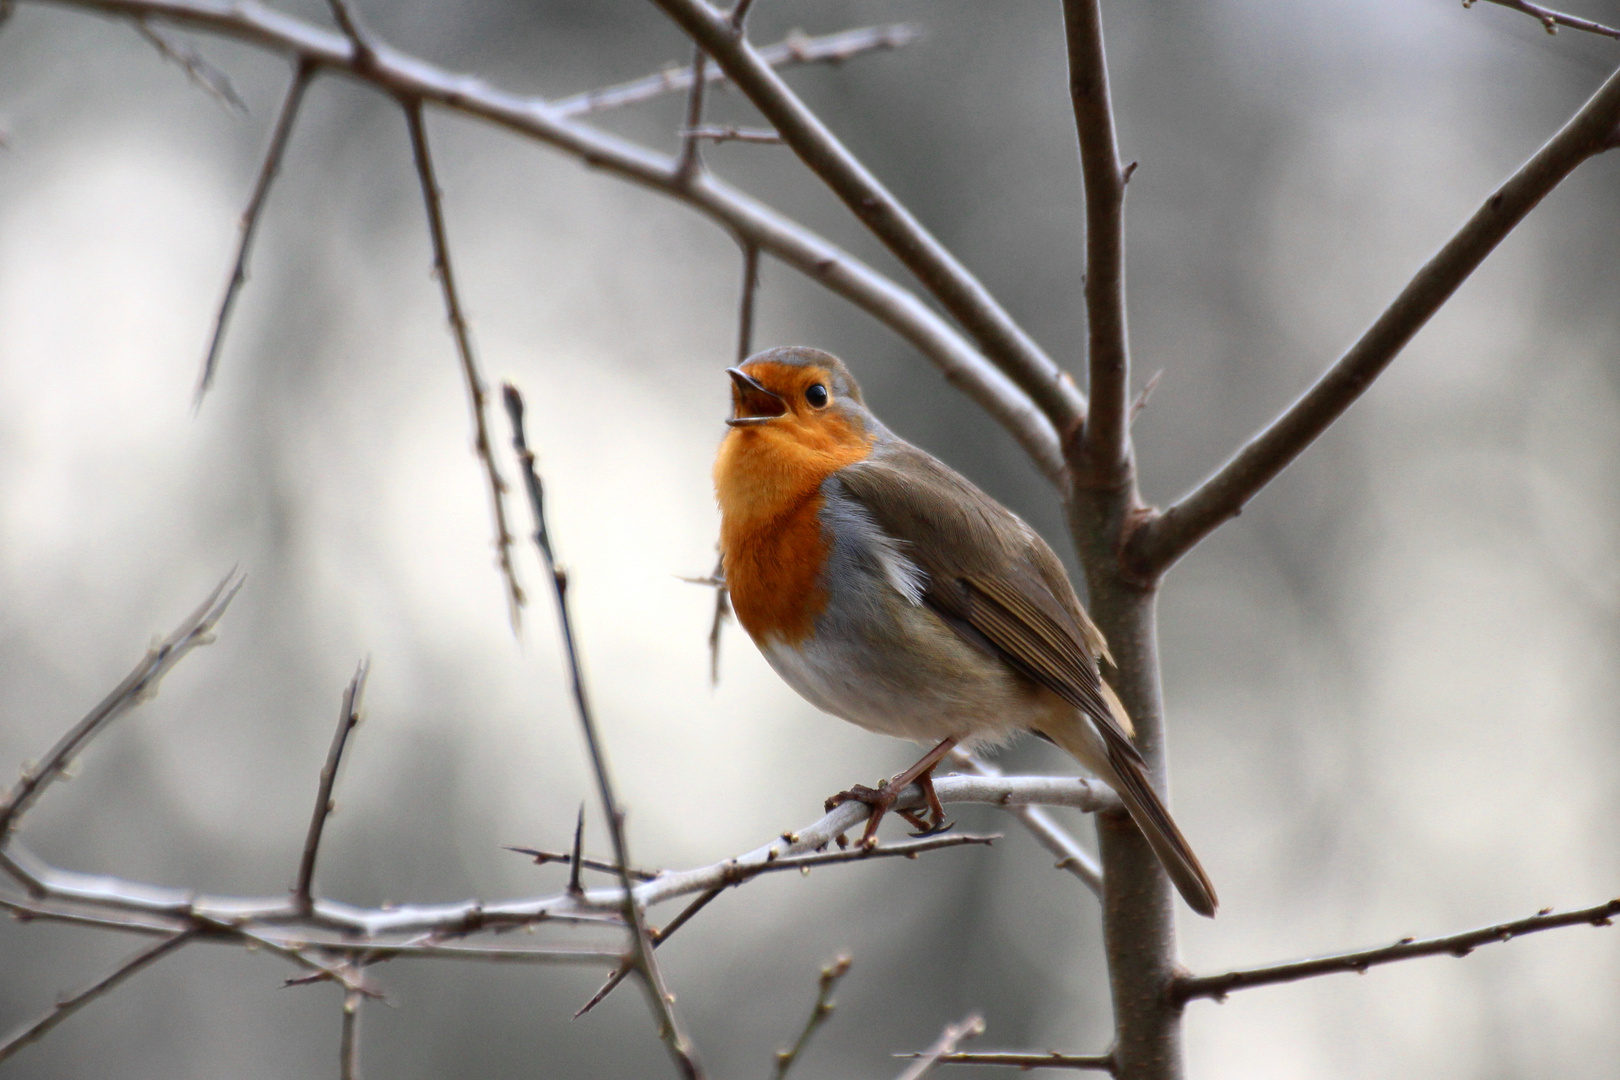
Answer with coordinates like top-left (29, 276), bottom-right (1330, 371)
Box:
top-left (1128, 369), bottom-right (1162, 425)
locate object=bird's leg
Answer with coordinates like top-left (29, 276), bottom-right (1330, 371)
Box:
top-left (826, 737), bottom-right (959, 846)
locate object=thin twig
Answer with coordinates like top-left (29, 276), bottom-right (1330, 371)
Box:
top-left (893, 1014), bottom-right (986, 1080)
top-left (294, 660), bottom-right (369, 916)
top-left (552, 25), bottom-right (920, 116)
top-left (574, 886), bottom-right (723, 1019)
top-left (504, 845), bottom-right (664, 885)
top-left (0, 571), bottom-right (243, 841)
top-left (1062, 0), bottom-right (1130, 484)
top-left (948, 750), bottom-right (1103, 898)
top-left (1127, 369), bottom-right (1162, 425)
top-left (0, 929), bottom-right (196, 1063)
top-left (773, 954), bottom-right (852, 1080)
top-left (404, 100), bottom-right (525, 627)
top-left (340, 988), bottom-right (362, 1080)
top-left (894, 1051), bottom-right (1114, 1073)
top-left (728, 0), bottom-right (755, 30)
top-left (702, 555), bottom-right (730, 686)
top-left (324, 0), bottom-right (375, 66)
top-left (650, 0), bottom-right (1087, 438)
top-left (503, 383), bottom-right (703, 1079)
top-left (685, 124), bottom-right (782, 144)
top-left (676, 45), bottom-right (708, 181)
top-left (195, 58), bottom-right (314, 404)
top-left (38, 0), bottom-right (1065, 484)
top-left (736, 238), bottom-right (760, 363)
top-left (1473, 0), bottom-right (1620, 39)
top-left (1175, 898), bottom-right (1620, 1003)
top-left (133, 18), bottom-right (246, 113)
top-left (1129, 59), bottom-right (1620, 579)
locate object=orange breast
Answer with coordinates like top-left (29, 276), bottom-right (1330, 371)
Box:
top-left (713, 410), bottom-right (873, 646)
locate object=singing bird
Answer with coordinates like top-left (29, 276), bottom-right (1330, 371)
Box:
top-left (713, 346), bottom-right (1217, 917)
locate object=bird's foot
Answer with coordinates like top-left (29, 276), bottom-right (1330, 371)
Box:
top-left (825, 772), bottom-right (953, 847)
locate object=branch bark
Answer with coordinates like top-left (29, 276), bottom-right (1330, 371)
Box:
top-left (1128, 61), bottom-right (1620, 579)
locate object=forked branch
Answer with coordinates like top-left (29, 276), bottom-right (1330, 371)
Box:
top-left (1128, 60), bottom-right (1620, 579)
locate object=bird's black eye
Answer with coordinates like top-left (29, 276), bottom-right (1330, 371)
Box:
top-left (805, 384), bottom-right (830, 408)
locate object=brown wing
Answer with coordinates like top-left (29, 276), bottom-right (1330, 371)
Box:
top-left (836, 443), bottom-right (1142, 766)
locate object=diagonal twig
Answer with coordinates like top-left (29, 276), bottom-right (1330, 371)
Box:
top-left (0, 572), bottom-right (243, 843)
top-left (294, 660), bottom-right (369, 916)
top-left (1473, 0), bottom-right (1620, 40)
top-left (0, 929), bottom-right (197, 1063)
top-left (404, 99), bottom-right (525, 628)
top-left (1062, 0), bottom-right (1131, 484)
top-left (503, 383), bottom-right (703, 1079)
top-left (894, 1051), bottom-right (1114, 1073)
top-left (1174, 897), bottom-right (1620, 1003)
top-left (552, 25), bottom-right (921, 117)
top-left (948, 750), bottom-right (1103, 898)
top-left (196, 58), bottom-right (314, 404)
top-left (650, 0), bottom-right (1087, 439)
top-left (894, 1014), bottom-right (986, 1080)
top-left (1128, 59), bottom-right (1620, 579)
top-left (133, 18), bottom-right (245, 113)
top-left (773, 953), bottom-right (852, 1080)
top-left (574, 885), bottom-right (723, 1019)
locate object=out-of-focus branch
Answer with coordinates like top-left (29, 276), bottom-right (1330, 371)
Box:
top-left (894, 1014), bottom-right (986, 1080)
top-left (649, 0), bottom-right (1088, 441)
top-left (899, 1050), bottom-right (1114, 1072)
top-left (133, 18), bottom-right (245, 112)
top-left (772, 953), bottom-right (852, 1080)
top-left (1175, 898), bottom-right (1620, 1003)
top-left (1061, 0), bottom-right (1130, 485)
top-left (196, 58), bottom-right (313, 403)
top-left (675, 45), bottom-right (708, 180)
top-left (1473, 0), bottom-right (1620, 39)
top-left (0, 572), bottom-right (242, 843)
top-left (405, 101), bottom-right (525, 627)
top-left (1128, 60), bottom-right (1620, 579)
top-left (949, 750), bottom-right (1104, 897)
top-left (505, 844), bottom-right (663, 883)
top-left (685, 124), bottom-right (781, 144)
top-left (503, 384), bottom-right (703, 1080)
top-left (294, 661), bottom-right (368, 916)
top-left (552, 25), bottom-right (920, 117)
top-left (0, 929), bottom-right (196, 1063)
top-left (340, 989), bottom-right (362, 1080)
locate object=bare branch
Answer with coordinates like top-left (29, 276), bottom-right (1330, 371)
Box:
top-left (340, 989), bottom-right (362, 1080)
top-left (503, 383), bottom-right (703, 1079)
top-left (736, 239), bottom-right (759, 363)
top-left (38, 0), bottom-right (1064, 483)
top-left (1062, 0), bottom-right (1130, 484)
top-left (894, 1051), bottom-right (1114, 1073)
top-left (702, 556), bottom-right (730, 686)
top-left (1473, 0), bottom-right (1620, 40)
top-left (894, 1014), bottom-right (986, 1080)
top-left (196, 58), bottom-right (314, 403)
top-left (650, 0), bottom-right (1088, 439)
top-left (1129, 61), bottom-right (1620, 579)
top-left (949, 749), bottom-right (1103, 898)
top-left (133, 18), bottom-right (245, 113)
top-left (0, 929), bottom-right (196, 1063)
top-left (685, 124), bottom-right (781, 144)
top-left (323, 0), bottom-right (375, 67)
top-left (574, 885), bottom-right (723, 1019)
top-left (676, 45), bottom-right (708, 181)
top-left (1175, 898), bottom-right (1620, 1003)
top-left (294, 660), bottom-right (369, 916)
top-left (0, 571), bottom-right (243, 842)
top-left (552, 25), bottom-right (921, 117)
top-left (773, 954), bottom-right (852, 1080)
top-left (404, 100), bottom-right (525, 627)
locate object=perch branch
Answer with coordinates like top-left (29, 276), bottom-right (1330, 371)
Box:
top-left (1129, 59), bottom-right (1620, 578)
top-left (35, 0), bottom-right (1064, 483)
top-left (1175, 897), bottom-right (1620, 1002)
top-left (0, 929), bottom-right (197, 1063)
top-left (405, 100), bottom-right (525, 627)
top-left (552, 25), bottom-right (920, 117)
top-left (196, 57), bottom-right (313, 403)
top-left (649, 0), bottom-right (1087, 438)
top-left (0, 571), bottom-right (243, 842)
top-left (773, 954), bottom-right (852, 1080)
top-left (1475, 0), bottom-right (1620, 39)
top-left (503, 383), bottom-right (703, 1080)
top-left (1062, 0), bottom-right (1131, 484)
top-left (294, 660), bottom-right (368, 916)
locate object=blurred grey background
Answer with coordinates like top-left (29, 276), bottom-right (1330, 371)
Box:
top-left (2, 0), bottom-right (1619, 1076)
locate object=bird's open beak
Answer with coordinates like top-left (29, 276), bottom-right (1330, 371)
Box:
top-left (726, 368), bottom-right (788, 426)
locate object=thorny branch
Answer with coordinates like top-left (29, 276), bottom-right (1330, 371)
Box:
top-left (133, 17), bottom-right (245, 113)
top-left (196, 58), bottom-right (313, 402)
top-left (405, 100), bottom-right (525, 627)
top-left (1174, 898), bottom-right (1620, 1003)
top-left (772, 954), bottom-right (852, 1080)
top-left (1474, 0), bottom-right (1620, 40)
top-left (502, 383), bottom-right (703, 1079)
top-left (1128, 58), bottom-right (1620, 579)
top-left (294, 660), bottom-right (368, 916)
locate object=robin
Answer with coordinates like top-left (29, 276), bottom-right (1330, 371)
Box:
top-left (713, 346), bottom-right (1217, 917)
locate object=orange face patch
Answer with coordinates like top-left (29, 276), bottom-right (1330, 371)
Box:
top-left (714, 362), bottom-right (872, 645)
